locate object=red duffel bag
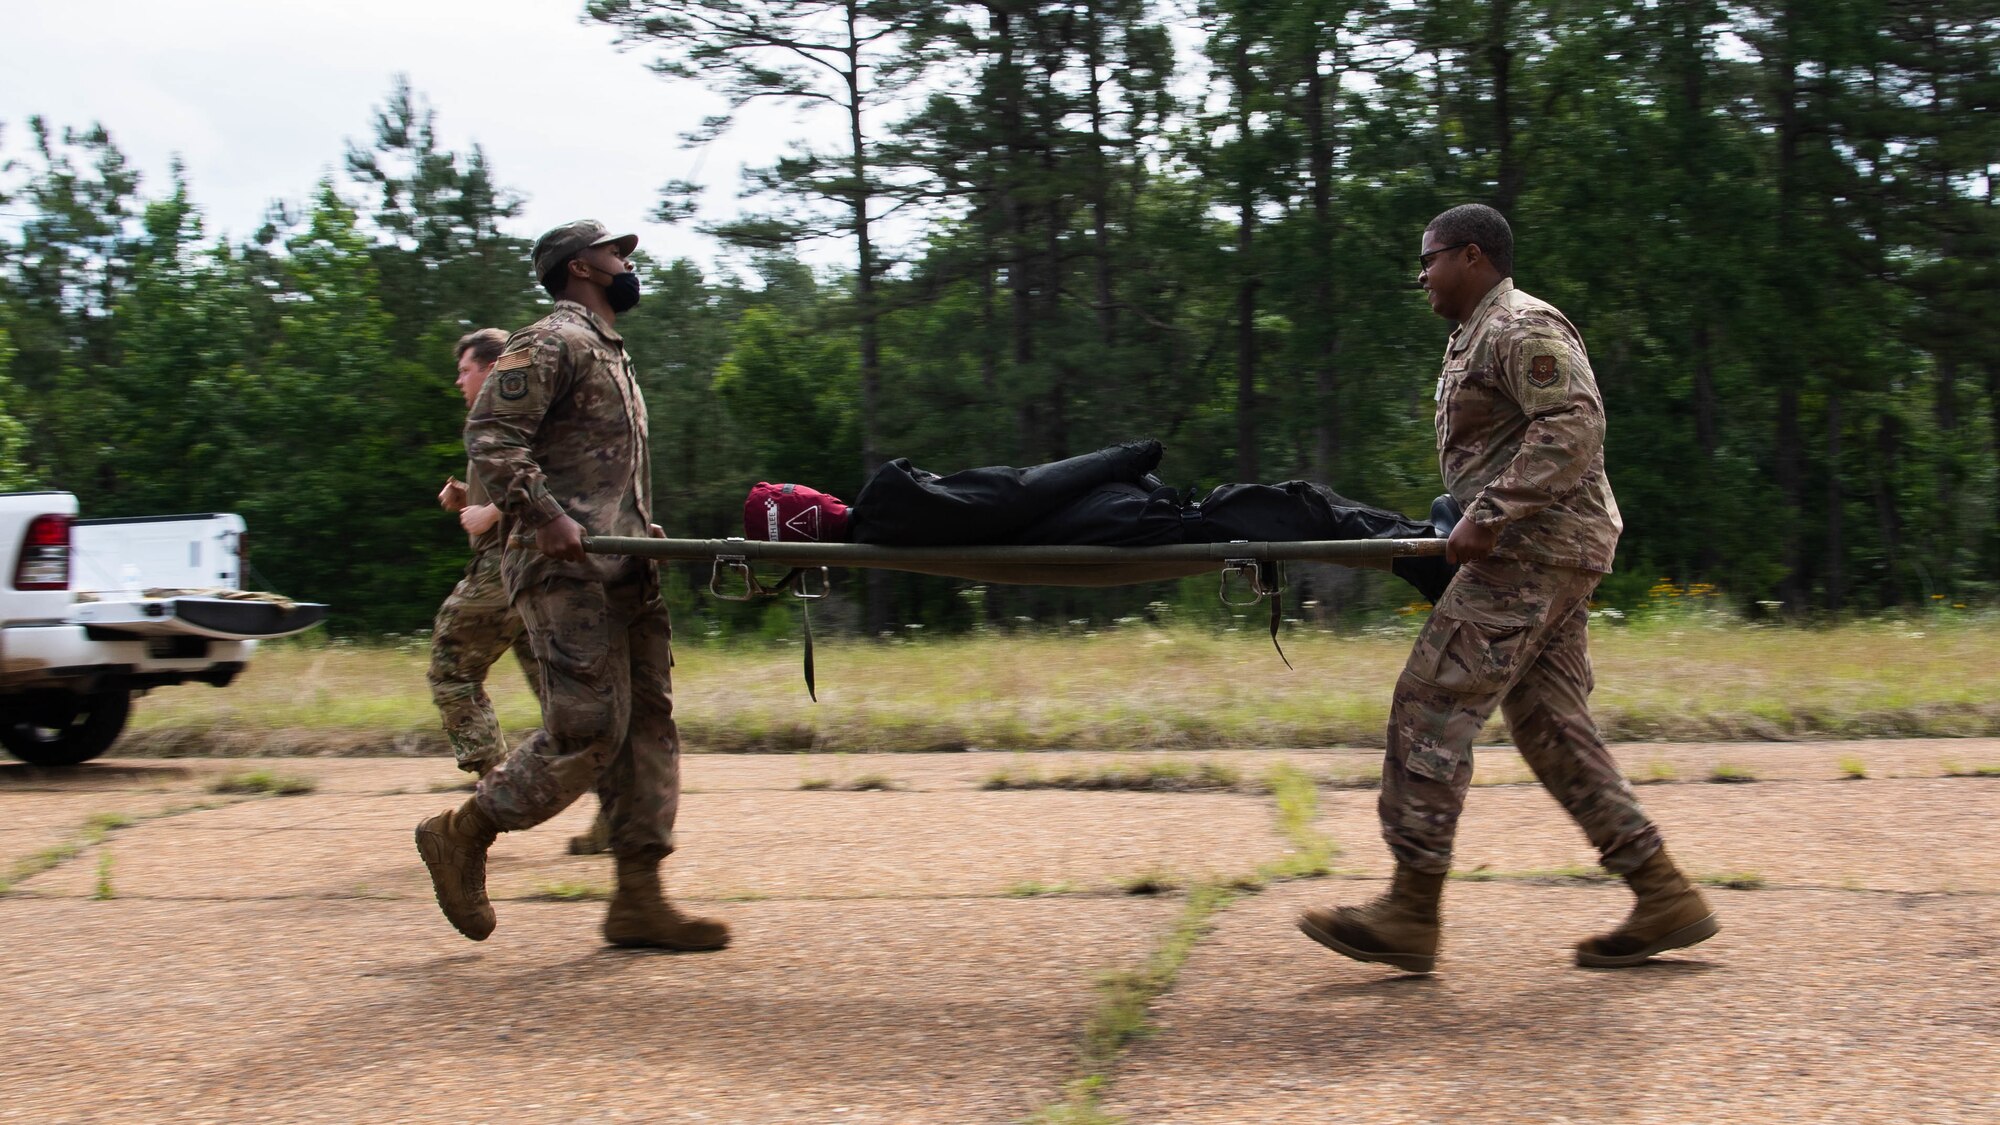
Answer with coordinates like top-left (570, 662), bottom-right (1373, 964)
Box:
top-left (743, 481), bottom-right (852, 543)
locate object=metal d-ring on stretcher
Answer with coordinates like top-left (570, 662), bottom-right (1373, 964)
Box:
top-left (582, 535), bottom-right (1449, 698)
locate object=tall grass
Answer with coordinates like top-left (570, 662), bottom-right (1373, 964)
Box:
top-left (123, 613), bottom-right (2000, 752)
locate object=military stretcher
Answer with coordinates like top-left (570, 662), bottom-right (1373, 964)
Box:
top-left (583, 535), bottom-right (1449, 696)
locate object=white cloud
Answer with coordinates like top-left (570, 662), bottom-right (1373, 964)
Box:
top-left (0, 0), bottom-right (818, 268)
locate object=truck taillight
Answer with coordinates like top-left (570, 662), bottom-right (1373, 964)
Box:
top-left (14, 514), bottom-right (72, 591)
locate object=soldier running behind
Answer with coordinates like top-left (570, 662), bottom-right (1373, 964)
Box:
top-left (429, 330), bottom-right (610, 855)
top-left (1297, 204), bottom-right (1718, 972)
top-left (429, 329), bottom-right (542, 776)
top-left (416, 221), bottom-right (726, 951)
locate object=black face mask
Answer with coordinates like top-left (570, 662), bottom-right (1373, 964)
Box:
top-left (605, 270), bottom-right (642, 313)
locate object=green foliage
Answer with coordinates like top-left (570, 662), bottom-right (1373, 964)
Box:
top-left (6, 7), bottom-right (2000, 636)
top-left (714, 306), bottom-right (860, 489)
top-left (0, 330), bottom-right (28, 490)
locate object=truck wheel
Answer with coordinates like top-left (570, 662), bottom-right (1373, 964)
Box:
top-left (0, 690), bottom-right (133, 767)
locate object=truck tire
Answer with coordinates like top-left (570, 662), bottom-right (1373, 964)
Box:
top-left (0, 690), bottom-right (133, 767)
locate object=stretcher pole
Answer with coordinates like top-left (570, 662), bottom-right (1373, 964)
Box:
top-left (583, 536), bottom-right (1446, 566)
top-left (583, 535), bottom-right (1449, 698)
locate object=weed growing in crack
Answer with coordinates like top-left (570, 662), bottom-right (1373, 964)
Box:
top-left (1120, 870), bottom-right (1181, 896)
top-left (1453, 863), bottom-right (1614, 885)
top-left (1036, 881), bottom-right (1238, 1125)
top-left (2, 841), bottom-right (80, 895)
top-left (801, 774), bottom-right (900, 791)
top-left (1838, 755), bottom-right (1868, 780)
top-left (1707, 763), bottom-right (1758, 784)
top-left (210, 769), bottom-right (317, 796)
top-left (92, 852), bottom-right (116, 900)
top-left (526, 880), bottom-right (609, 901)
top-left (1088, 876), bottom-right (1224, 1056)
top-left (83, 812), bottom-right (136, 834)
top-left (1032, 757), bottom-right (1350, 1124)
top-left (1032, 1076), bottom-right (1120, 1125)
top-left (984, 758), bottom-right (1243, 793)
top-left (1, 804), bottom-right (222, 897)
top-left (1254, 763), bottom-right (1339, 881)
top-left (1632, 759), bottom-right (1678, 785)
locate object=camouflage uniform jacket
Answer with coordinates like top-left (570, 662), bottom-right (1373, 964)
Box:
top-left (466, 300), bottom-right (653, 590)
top-left (1435, 279), bottom-right (1622, 573)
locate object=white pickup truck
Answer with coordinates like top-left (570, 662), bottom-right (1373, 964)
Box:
top-left (0, 491), bottom-right (326, 766)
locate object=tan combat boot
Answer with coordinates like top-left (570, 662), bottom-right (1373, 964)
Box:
top-left (1575, 848), bottom-right (1719, 968)
top-left (414, 798), bottom-right (500, 941)
top-left (1296, 864), bottom-right (1446, 974)
top-left (602, 854), bottom-right (731, 951)
top-left (566, 806), bottom-right (612, 856)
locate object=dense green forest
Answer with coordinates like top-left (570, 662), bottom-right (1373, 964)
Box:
top-left (3, 1), bottom-right (1996, 633)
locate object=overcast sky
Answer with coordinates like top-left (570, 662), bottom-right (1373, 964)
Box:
top-left (0, 0), bottom-right (847, 268)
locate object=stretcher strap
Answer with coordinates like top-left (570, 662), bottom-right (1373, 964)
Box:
top-left (802, 584), bottom-right (817, 702)
top-left (1269, 576), bottom-right (1291, 671)
top-left (767, 567), bottom-right (817, 700)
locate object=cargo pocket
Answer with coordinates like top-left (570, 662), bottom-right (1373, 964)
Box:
top-left (1421, 582), bottom-right (1546, 696)
top-left (525, 583), bottom-right (617, 746)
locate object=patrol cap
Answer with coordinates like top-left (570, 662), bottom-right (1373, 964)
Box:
top-left (532, 220), bottom-right (639, 280)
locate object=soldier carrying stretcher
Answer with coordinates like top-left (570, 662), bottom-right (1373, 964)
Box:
top-left (1296, 204), bottom-right (1719, 973)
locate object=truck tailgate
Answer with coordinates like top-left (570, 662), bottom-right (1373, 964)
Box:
top-left (67, 596), bottom-right (328, 640)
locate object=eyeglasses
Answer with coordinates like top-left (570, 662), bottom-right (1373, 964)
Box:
top-left (1418, 242), bottom-right (1470, 271)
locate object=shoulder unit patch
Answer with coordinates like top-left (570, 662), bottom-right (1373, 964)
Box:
top-left (1527, 353), bottom-right (1559, 388)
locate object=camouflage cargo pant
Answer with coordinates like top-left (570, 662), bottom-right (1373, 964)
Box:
top-left (475, 563), bottom-right (679, 859)
top-left (428, 551), bottom-right (542, 772)
top-left (1380, 555), bottom-right (1661, 876)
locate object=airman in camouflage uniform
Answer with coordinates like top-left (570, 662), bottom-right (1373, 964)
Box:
top-left (1299, 204), bottom-right (1717, 972)
top-left (415, 220), bottom-right (727, 951)
top-left (428, 329), bottom-right (543, 776)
